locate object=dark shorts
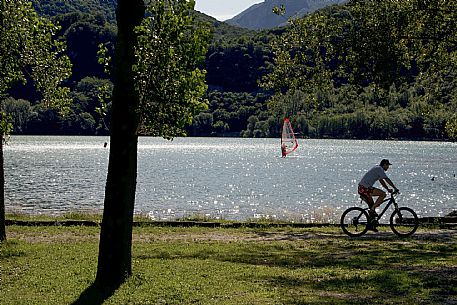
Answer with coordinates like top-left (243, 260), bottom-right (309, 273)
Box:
top-left (358, 184), bottom-right (372, 197)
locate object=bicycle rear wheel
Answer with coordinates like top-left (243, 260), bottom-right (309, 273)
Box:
top-left (390, 207), bottom-right (419, 237)
top-left (341, 207), bottom-right (369, 237)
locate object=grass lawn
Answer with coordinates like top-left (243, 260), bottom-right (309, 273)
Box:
top-left (1, 224), bottom-right (456, 304)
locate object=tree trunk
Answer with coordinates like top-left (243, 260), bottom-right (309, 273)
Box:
top-left (0, 137), bottom-right (6, 242)
top-left (95, 0), bottom-right (144, 288)
top-left (0, 0), bottom-right (6, 243)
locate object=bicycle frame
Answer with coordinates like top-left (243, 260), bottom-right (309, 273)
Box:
top-left (361, 192), bottom-right (399, 221)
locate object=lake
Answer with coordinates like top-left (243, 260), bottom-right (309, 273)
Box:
top-left (4, 136), bottom-right (457, 222)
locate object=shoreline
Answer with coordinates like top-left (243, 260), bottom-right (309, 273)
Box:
top-left (7, 134), bottom-right (457, 143)
top-left (6, 214), bottom-right (457, 229)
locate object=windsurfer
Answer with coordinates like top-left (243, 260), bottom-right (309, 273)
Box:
top-left (281, 143), bottom-right (287, 157)
top-left (281, 118), bottom-right (298, 157)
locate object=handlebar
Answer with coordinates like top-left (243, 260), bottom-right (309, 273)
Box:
top-left (390, 189), bottom-right (400, 196)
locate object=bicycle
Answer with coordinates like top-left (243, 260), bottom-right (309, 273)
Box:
top-left (340, 190), bottom-right (419, 237)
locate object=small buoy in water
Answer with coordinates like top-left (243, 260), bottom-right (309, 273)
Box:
top-left (431, 176), bottom-right (435, 181)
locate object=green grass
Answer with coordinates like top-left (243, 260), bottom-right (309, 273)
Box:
top-left (5, 212), bottom-right (103, 222)
top-left (6, 212), bottom-right (153, 223)
top-left (6, 211), bottom-right (341, 225)
top-left (1, 225), bottom-right (456, 304)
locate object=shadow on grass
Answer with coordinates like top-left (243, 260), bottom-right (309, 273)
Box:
top-left (136, 229), bottom-right (456, 270)
top-left (250, 227), bottom-right (457, 242)
top-left (0, 240), bottom-right (26, 259)
top-left (134, 229), bottom-right (456, 303)
top-left (71, 282), bottom-right (121, 305)
top-left (261, 265), bottom-right (457, 304)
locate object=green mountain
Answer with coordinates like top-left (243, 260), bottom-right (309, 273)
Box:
top-left (226, 0), bottom-right (346, 30)
top-left (5, 1), bottom-right (455, 140)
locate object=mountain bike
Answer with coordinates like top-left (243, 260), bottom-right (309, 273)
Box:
top-left (340, 191), bottom-right (419, 237)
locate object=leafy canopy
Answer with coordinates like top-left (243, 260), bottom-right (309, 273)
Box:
top-left (0, 0), bottom-right (72, 118)
top-left (446, 114), bottom-right (457, 140)
top-left (262, 0), bottom-right (457, 134)
top-left (133, 0), bottom-right (212, 139)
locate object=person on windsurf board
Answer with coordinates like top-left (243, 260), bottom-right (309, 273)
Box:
top-left (280, 118), bottom-right (298, 157)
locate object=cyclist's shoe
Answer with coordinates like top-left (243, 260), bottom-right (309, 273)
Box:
top-left (366, 224), bottom-right (378, 232)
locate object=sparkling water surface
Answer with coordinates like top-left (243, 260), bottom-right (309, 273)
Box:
top-left (4, 136), bottom-right (457, 222)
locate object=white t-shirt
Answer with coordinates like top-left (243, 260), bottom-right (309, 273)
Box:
top-left (359, 165), bottom-right (388, 188)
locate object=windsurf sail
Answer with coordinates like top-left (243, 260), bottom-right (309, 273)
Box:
top-left (281, 118), bottom-right (298, 157)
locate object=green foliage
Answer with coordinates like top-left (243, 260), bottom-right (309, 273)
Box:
top-left (187, 91), bottom-right (269, 136)
top-left (97, 42), bottom-right (112, 75)
top-left (2, 77), bottom-right (112, 135)
top-left (134, 0), bottom-right (212, 139)
top-left (72, 77), bottom-right (113, 133)
top-left (0, 112), bottom-right (13, 136)
top-left (30, 0), bottom-right (117, 23)
top-left (446, 114), bottom-right (457, 140)
top-left (0, 0), bottom-right (72, 123)
top-left (58, 12), bottom-right (116, 82)
top-left (206, 35), bottom-right (274, 92)
top-left (1, 98), bottom-right (28, 134)
top-left (261, 0), bottom-right (457, 139)
top-left (272, 5), bottom-right (286, 16)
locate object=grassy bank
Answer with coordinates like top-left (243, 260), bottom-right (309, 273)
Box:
top-left (1, 225), bottom-right (456, 304)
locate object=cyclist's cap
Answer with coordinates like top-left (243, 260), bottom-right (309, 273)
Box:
top-left (380, 159), bottom-right (392, 166)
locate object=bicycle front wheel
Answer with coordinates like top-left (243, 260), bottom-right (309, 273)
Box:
top-left (390, 207), bottom-right (419, 237)
top-left (341, 207), bottom-right (369, 237)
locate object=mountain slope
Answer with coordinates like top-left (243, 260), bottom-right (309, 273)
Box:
top-left (226, 0), bottom-right (346, 30)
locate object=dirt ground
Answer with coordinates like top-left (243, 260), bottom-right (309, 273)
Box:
top-left (6, 226), bottom-right (457, 244)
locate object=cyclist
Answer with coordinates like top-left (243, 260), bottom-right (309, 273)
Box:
top-left (358, 159), bottom-right (399, 229)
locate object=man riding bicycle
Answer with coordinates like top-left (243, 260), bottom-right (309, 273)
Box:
top-left (358, 159), bottom-right (399, 221)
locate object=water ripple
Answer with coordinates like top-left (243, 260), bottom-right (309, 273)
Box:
top-left (4, 136), bottom-right (457, 221)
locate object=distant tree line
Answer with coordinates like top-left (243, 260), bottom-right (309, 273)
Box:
top-left (4, 77), bottom-right (112, 135)
top-left (262, 0), bottom-right (457, 140)
top-left (2, 0), bottom-right (456, 140)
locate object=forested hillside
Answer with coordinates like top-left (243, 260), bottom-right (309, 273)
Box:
top-left (3, 0), bottom-right (456, 140)
top-left (261, 1), bottom-right (457, 140)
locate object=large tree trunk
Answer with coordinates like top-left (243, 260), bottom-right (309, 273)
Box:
top-left (0, 138), bottom-right (6, 242)
top-left (95, 0), bottom-right (144, 288)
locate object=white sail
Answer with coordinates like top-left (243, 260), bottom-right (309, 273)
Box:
top-left (281, 118), bottom-right (298, 157)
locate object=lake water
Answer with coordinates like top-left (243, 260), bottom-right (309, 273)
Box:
top-left (4, 136), bottom-right (457, 222)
